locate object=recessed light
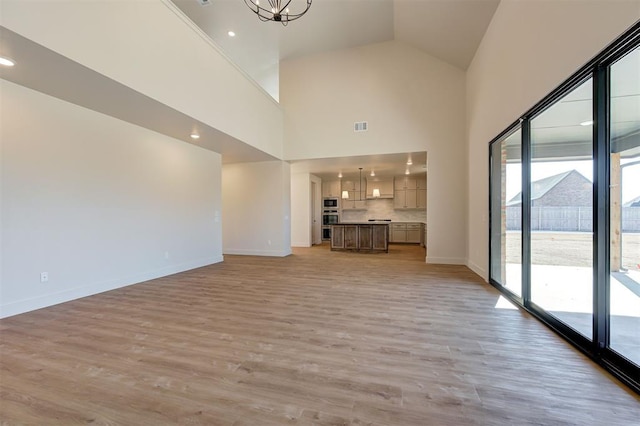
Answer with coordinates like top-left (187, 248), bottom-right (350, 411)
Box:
top-left (0, 56), bottom-right (15, 67)
top-left (580, 120), bottom-right (594, 126)
top-left (190, 133), bottom-right (200, 140)
top-left (228, 31), bottom-right (236, 37)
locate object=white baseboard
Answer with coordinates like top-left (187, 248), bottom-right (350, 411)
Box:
top-left (291, 241), bottom-right (311, 248)
top-left (425, 256), bottom-right (466, 265)
top-left (0, 255), bottom-right (223, 319)
top-left (466, 259), bottom-right (488, 281)
top-left (223, 248), bottom-right (292, 257)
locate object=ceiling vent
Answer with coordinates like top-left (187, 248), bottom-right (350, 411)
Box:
top-left (197, 0), bottom-right (211, 5)
top-left (354, 121), bottom-right (368, 132)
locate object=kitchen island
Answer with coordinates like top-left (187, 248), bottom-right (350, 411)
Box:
top-left (330, 222), bottom-right (389, 253)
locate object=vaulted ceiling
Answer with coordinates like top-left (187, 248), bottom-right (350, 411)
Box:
top-left (170, 0), bottom-right (500, 175)
top-left (173, 0), bottom-right (500, 97)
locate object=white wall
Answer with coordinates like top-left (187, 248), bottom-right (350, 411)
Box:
top-left (0, 0), bottom-right (284, 159)
top-left (466, 0), bottom-right (640, 279)
top-left (281, 41), bottom-right (467, 264)
top-left (0, 80), bottom-right (223, 318)
top-left (290, 173), bottom-right (322, 247)
top-left (291, 172), bottom-right (311, 247)
top-left (222, 161), bottom-right (292, 256)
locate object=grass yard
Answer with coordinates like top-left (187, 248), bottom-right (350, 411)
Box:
top-left (506, 231), bottom-right (640, 270)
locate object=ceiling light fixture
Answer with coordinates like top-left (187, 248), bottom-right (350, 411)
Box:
top-left (338, 172), bottom-right (342, 178)
top-left (228, 31), bottom-right (236, 37)
top-left (243, 0), bottom-right (312, 26)
top-left (372, 188), bottom-right (381, 198)
top-left (0, 56), bottom-right (15, 67)
top-left (190, 133), bottom-right (200, 140)
top-left (370, 170), bottom-right (375, 177)
top-left (580, 120), bottom-right (594, 126)
top-left (405, 169), bottom-right (410, 175)
top-left (406, 158), bottom-right (413, 165)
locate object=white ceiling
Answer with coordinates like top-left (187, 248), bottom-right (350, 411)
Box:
top-left (290, 151), bottom-right (427, 180)
top-left (173, 0), bottom-right (500, 88)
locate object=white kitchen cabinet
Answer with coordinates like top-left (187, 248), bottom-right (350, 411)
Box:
top-left (341, 179), bottom-right (366, 208)
top-left (389, 222), bottom-right (424, 244)
top-left (394, 175), bottom-right (426, 210)
top-left (394, 176), bottom-right (418, 190)
top-left (393, 188), bottom-right (418, 209)
top-left (390, 223), bottom-right (406, 243)
top-left (342, 199), bottom-right (367, 210)
top-left (406, 223), bottom-right (422, 243)
top-left (341, 180), bottom-right (363, 192)
top-left (322, 180), bottom-right (341, 198)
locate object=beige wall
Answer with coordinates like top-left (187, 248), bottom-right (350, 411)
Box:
top-left (466, 0), bottom-right (640, 278)
top-left (0, 81), bottom-right (223, 318)
top-left (222, 161), bottom-right (292, 256)
top-left (281, 41), bottom-right (468, 263)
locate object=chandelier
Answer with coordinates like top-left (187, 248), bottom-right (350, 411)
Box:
top-left (243, 0), bottom-right (312, 26)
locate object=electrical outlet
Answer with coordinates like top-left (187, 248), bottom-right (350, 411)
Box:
top-left (40, 272), bottom-right (48, 283)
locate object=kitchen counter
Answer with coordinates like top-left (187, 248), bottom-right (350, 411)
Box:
top-left (330, 223), bottom-right (389, 252)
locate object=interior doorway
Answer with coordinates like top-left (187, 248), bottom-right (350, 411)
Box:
top-left (311, 181), bottom-right (322, 245)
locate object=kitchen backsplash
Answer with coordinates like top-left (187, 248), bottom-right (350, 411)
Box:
top-left (341, 199), bottom-right (426, 223)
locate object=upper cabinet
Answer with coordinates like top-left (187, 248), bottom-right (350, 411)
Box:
top-left (342, 179), bottom-right (365, 202)
top-left (394, 176), bottom-right (417, 190)
top-left (341, 179), bottom-right (363, 192)
top-left (394, 175), bottom-right (427, 209)
top-left (322, 180), bottom-right (341, 198)
top-left (366, 178), bottom-right (394, 199)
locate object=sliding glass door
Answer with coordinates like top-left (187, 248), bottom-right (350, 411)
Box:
top-left (490, 128), bottom-right (522, 298)
top-left (609, 46), bottom-right (640, 366)
top-left (488, 24), bottom-right (639, 393)
top-left (530, 79), bottom-right (593, 339)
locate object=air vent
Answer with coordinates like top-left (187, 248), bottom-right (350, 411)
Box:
top-left (197, 0), bottom-right (211, 5)
top-left (354, 121), bottom-right (368, 132)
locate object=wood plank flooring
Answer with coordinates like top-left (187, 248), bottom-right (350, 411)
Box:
top-left (1, 244), bottom-right (639, 425)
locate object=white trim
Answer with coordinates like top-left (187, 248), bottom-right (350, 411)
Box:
top-left (0, 256), bottom-right (223, 319)
top-left (291, 241), bottom-right (312, 247)
top-left (425, 256), bottom-right (466, 265)
top-left (224, 248), bottom-right (292, 257)
top-left (466, 259), bottom-right (488, 281)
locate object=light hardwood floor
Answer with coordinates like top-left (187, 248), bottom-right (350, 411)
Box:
top-left (1, 244), bottom-right (638, 425)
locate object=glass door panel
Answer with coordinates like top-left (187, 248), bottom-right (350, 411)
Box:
top-left (609, 46), bottom-right (640, 366)
top-left (490, 129), bottom-right (522, 297)
top-left (530, 79), bottom-right (594, 339)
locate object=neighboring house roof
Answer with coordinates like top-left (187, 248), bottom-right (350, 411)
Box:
top-left (624, 195), bottom-right (640, 207)
top-left (507, 170), bottom-right (583, 206)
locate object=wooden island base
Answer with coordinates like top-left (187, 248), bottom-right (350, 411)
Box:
top-left (330, 223), bottom-right (389, 252)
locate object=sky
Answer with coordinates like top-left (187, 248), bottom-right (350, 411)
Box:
top-left (505, 160), bottom-right (640, 204)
